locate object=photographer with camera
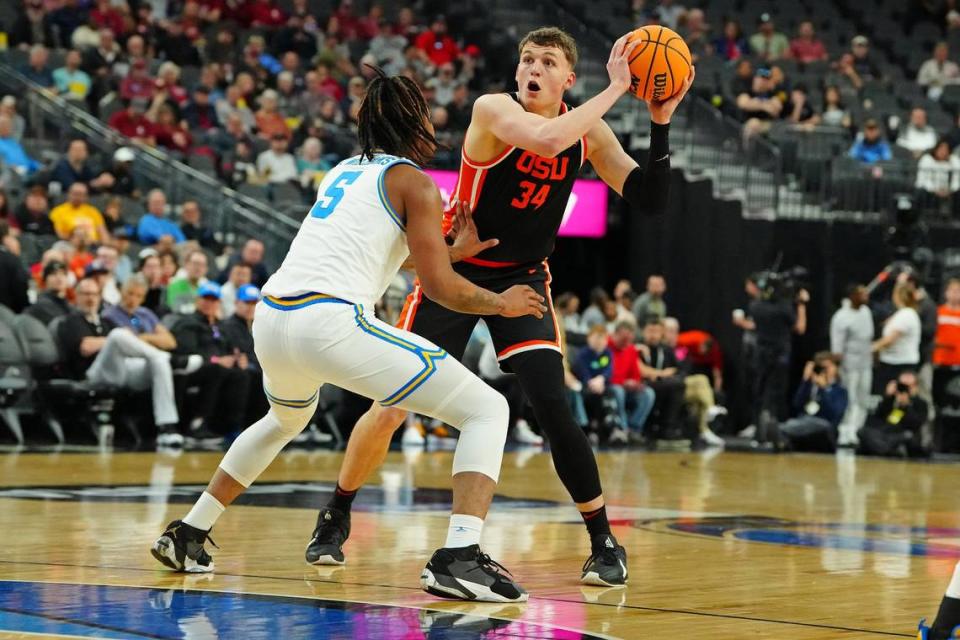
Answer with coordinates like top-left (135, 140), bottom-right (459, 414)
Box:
top-left (857, 371), bottom-right (928, 457)
top-left (747, 276), bottom-right (809, 438)
top-left (775, 352), bottom-right (849, 452)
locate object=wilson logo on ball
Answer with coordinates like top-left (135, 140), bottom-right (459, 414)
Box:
top-left (651, 73), bottom-right (668, 101)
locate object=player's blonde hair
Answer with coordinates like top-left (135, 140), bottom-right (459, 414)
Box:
top-left (518, 27), bottom-right (579, 69)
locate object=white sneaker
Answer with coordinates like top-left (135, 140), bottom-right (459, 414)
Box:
top-left (738, 424), bottom-right (757, 439)
top-left (308, 424), bottom-right (334, 444)
top-left (402, 425), bottom-right (425, 446)
top-left (513, 419), bottom-right (544, 445)
top-left (701, 428), bottom-right (725, 448)
top-left (608, 427), bottom-right (629, 445)
top-left (706, 405), bottom-right (728, 421)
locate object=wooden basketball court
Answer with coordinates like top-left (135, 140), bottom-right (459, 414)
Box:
top-left (0, 447), bottom-right (950, 638)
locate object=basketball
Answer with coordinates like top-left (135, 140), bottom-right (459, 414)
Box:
top-left (625, 26), bottom-right (691, 102)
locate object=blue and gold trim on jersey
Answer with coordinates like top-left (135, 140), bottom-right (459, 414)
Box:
top-left (263, 292), bottom-right (351, 311)
top-left (376, 157), bottom-right (419, 232)
top-left (353, 304), bottom-right (447, 407)
top-left (264, 387), bottom-right (319, 409)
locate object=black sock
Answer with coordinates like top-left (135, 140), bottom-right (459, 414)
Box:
top-left (327, 483), bottom-right (358, 513)
top-left (932, 596), bottom-right (960, 639)
top-left (580, 505), bottom-right (611, 540)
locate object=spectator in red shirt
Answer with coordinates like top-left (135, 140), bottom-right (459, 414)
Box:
top-left (246, 0), bottom-right (287, 28)
top-left (312, 62), bottom-right (345, 102)
top-left (109, 98), bottom-right (157, 145)
top-left (333, 0), bottom-right (363, 40)
top-left (356, 3), bottom-right (383, 40)
top-left (148, 100), bottom-right (193, 153)
top-left (674, 328), bottom-right (725, 392)
top-left (415, 15), bottom-right (459, 67)
top-left (120, 58), bottom-right (155, 101)
top-left (155, 61), bottom-right (189, 106)
top-left (608, 321), bottom-right (656, 439)
top-left (90, 0), bottom-right (126, 37)
top-left (788, 21), bottom-right (829, 63)
top-left (664, 317), bottom-right (727, 446)
top-left (392, 6), bottom-right (420, 42)
top-left (176, 0), bottom-right (205, 41)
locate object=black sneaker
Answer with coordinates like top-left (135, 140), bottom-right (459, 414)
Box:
top-left (151, 520), bottom-right (217, 573)
top-left (420, 545), bottom-right (528, 603)
top-left (156, 424), bottom-right (184, 448)
top-left (184, 424), bottom-right (224, 447)
top-left (305, 507), bottom-right (350, 565)
top-left (581, 534), bottom-right (628, 587)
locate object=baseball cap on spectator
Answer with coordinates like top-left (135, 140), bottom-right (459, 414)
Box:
top-left (236, 284), bottom-right (261, 302)
top-left (138, 247), bottom-right (158, 260)
top-left (198, 281), bottom-right (221, 299)
top-left (464, 44), bottom-right (481, 57)
top-left (759, 12), bottom-right (772, 24)
top-left (755, 67), bottom-right (772, 78)
top-left (84, 260), bottom-right (109, 277)
top-left (864, 118), bottom-right (880, 129)
top-left (114, 147), bottom-right (135, 162)
top-left (852, 35), bottom-right (869, 47)
top-left (113, 226), bottom-right (132, 239)
top-left (43, 260), bottom-right (67, 281)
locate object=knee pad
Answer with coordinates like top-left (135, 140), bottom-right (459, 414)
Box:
top-left (450, 382), bottom-right (509, 482)
top-left (269, 402), bottom-right (315, 439)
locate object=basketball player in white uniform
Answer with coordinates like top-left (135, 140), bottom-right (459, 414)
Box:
top-left (150, 70), bottom-right (545, 603)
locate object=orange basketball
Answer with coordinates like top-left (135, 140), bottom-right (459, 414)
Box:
top-left (626, 26), bottom-right (691, 102)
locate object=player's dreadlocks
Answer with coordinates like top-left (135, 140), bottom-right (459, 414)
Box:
top-left (358, 66), bottom-right (439, 167)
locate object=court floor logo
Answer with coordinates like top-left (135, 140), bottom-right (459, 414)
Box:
top-left (633, 515), bottom-right (960, 558)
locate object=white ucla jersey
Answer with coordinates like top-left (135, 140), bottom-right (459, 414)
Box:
top-left (262, 154), bottom-right (415, 307)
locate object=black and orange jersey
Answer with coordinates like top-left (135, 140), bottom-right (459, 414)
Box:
top-left (444, 93), bottom-right (587, 266)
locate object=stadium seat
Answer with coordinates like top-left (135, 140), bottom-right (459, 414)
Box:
top-left (0, 319), bottom-right (30, 444)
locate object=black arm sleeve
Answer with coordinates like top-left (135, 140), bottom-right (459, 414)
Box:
top-left (622, 122), bottom-right (671, 216)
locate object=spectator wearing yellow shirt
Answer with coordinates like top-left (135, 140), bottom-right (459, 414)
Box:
top-left (49, 182), bottom-right (110, 243)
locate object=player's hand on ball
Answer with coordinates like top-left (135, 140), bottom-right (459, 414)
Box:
top-left (607, 34), bottom-right (641, 94)
top-left (448, 200), bottom-right (499, 260)
top-left (648, 66), bottom-right (695, 124)
top-left (500, 285), bottom-right (547, 319)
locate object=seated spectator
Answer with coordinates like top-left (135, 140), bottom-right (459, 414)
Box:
top-left (296, 137), bottom-right (332, 190)
top-left (154, 61), bottom-right (189, 107)
top-left (776, 353), bottom-right (848, 452)
top-left (93, 244), bottom-right (122, 304)
top-left (897, 108), bottom-right (939, 159)
top-left (736, 67), bottom-right (783, 140)
top-left (112, 34), bottom-right (148, 80)
top-left (632, 275), bottom-right (668, 325)
top-left (749, 13), bottom-right (789, 62)
top-left (555, 292), bottom-right (584, 339)
top-left (166, 249), bottom-right (208, 313)
top-left (221, 283), bottom-right (268, 423)
top-left (275, 71), bottom-right (304, 119)
top-left (20, 44), bottom-right (55, 89)
top-left (849, 119), bottom-right (892, 164)
top-left (850, 35), bottom-right (882, 81)
top-left (224, 140), bottom-right (260, 187)
top-left (415, 15), bottom-right (459, 67)
top-left (120, 59), bottom-right (155, 102)
top-left (821, 85), bottom-right (852, 129)
top-left (0, 190), bottom-right (16, 234)
top-left (0, 97), bottom-right (25, 141)
top-left (66, 226), bottom-right (95, 279)
top-left (0, 221), bottom-right (29, 313)
top-left (112, 227), bottom-right (133, 283)
top-left (52, 49), bottom-right (92, 102)
top-left (427, 63), bottom-right (459, 107)
top-left (219, 262), bottom-right (252, 318)
top-left (916, 139), bottom-right (960, 205)
top-left (209, 113), bottom-right (252, 157)
top-left (89, 0), bottom-right (125, 39)
top-left (50, 139), bottom-right (115, 192)
top-left (858, 371), bottom-right (928, 457)
top-left (15, 185), bottom-right (55, 236)
top-left (712, 19), bottom-right (750, 62)
top-left (788, 21), bottom-right (828, 63)
top-left (108, 98), bottom-right (157, 145)
top-left (917, 42), bottom-right (960, 100)
top-left (216, 85), bottom-right (257, 134)
top-left (50, 182), bottom-right (109, 242)
top-left (137, 189), bottom-right (186, 246)
top-left (639, 319), bottom-right (686, 440)
top-left (608, 322), bottom-right (655, 442)
top-left (573, 324), bottom-right (625, 441)
top-left (179, 201), bottom-right (220, 253)
top-left (138, 252), bottom-right (170, 317)
top-left (182, 85), bottom-right (219, 132)
top-left (254, 90), bottom-right (291, 141)
top-left (57, 277), bottom-right (187, 447)
top-left (148, 101), bottom-right (193, 154)
top-left (171, 282), bottom-right (250, 442)
top-left (656, 0), bottom-right (685, 30)
top-left (581, 286), bottom-right (609, 330)
top-left (0, 115), bottom-right (39, 175)
top-left (100, 147), bottom-right (138, 197)
top-left (218, 238), bottom-right (268, 287)
top-left (784, 85), bottom-right (820, 129)
top-left (257, 134), bottom-right (298, 183)
top-left (664, 317), bottom-right (726, 446)
top-left (83, 28), bottom-right (121, 84)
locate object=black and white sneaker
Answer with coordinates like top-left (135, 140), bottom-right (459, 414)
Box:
top-left (156, 424), bottom-right (184, 448)
top-left (420, 545), bottom-right (528, 603)
top-left (184, 425), bottom-right (224, 447)
top-left (581, 534), bottom-right (628, 587)
top-left (305, 507), bottom-right (350, 565)
top-left (151, 520), bottom-right (216, 573)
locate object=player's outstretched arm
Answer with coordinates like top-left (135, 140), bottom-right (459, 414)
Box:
top-left (472, 34), bottom-right (640, 158)
top-left (587, 67), bottom-right (695, 216)
top-left (390, 166), bottom-right (547, 319)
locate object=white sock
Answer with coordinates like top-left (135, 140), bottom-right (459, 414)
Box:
top-left (182, 491), bottom-right (225, 531)
top-left (947, 561), bottom-right (960, 599)
top-left (444, 514), bottom-right (484, 548)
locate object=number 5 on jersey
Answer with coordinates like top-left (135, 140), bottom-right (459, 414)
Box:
top-left (310, 171), bottom-right (362, 219)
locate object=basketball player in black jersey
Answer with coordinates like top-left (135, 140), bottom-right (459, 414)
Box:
top-left (305, 27), bottom-right (694, 593)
